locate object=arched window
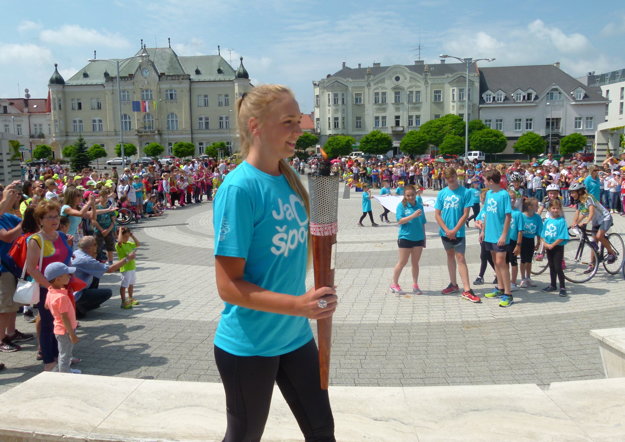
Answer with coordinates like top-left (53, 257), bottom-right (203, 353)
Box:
top-left (167, 113), bottom-right (179, 131)
top-left (121, 114), bottom-right (132, 131)
top-left (143, 113), bottom-right (154, 130)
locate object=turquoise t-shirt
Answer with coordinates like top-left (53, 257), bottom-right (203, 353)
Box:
top-left (484, 189), bottom-right (512, 244)
top-left (434, 186), bottom-right (472, 238)
top-left (61, 205), bottom-right (82, 236)
top-left (476, 207), bottom-right (485, 222)
top-left (212, 161), bottom-right (312, 357)
top-left (396, 201), bottom-right (426, 241)
top-left (508, 208), bottom-right (525, 242)
top-left (469, 188), bottom-right (481, 205)
top-left (380, 187), bottom-right (391, 196)
top-left (396, 187), bottom-right (404, 196)
top-left (541, 217), bottom-right (569, 245)
top-left (583, 175), bottom-right (601, 201)
top-left (362, 191), bottom-right (372, 212)
top-left (522, 213), bottom-right (543, 239)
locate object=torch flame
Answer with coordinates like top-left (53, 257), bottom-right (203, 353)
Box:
top-left (320, 148), bottom-right (328, 160)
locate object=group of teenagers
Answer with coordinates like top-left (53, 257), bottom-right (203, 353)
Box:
top-left (358, 163), bottom-right (619, 308)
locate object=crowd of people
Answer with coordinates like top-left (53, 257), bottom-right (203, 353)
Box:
top-left (0, 155), bottom-right (242, 374)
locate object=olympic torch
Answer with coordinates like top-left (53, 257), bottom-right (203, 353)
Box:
top-left (308, 150), bottom-right (339, 390)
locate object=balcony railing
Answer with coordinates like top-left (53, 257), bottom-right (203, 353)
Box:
top-left (392, 126), bottom-right (404, 132)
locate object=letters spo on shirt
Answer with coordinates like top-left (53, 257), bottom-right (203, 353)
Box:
top-left (271, 194), bottom-right (308, 258)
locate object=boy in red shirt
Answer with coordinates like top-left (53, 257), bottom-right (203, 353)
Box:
top-left (44, 262), bottom-right (80, 374)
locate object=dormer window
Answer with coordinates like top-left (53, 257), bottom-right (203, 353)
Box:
top-left (484, 92), bottom-right (494, 103)
top-left (546, 88), bottom-right (562, 101)
top-left (574, 89), bottom-right (585, 100)
top-left (514, 91), bottom-right (524, 102)
top-left (526, 92), bottom-right (534, 101)
top-left (495, 91), bottom-right (505, 102)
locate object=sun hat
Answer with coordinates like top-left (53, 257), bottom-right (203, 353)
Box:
top-left (44, 262), bottom-right (76, 281)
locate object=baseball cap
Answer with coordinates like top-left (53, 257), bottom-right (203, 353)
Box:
top-left (44, 262), bottom-right (76, 281)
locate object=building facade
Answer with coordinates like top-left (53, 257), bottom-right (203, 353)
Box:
top-left (0, 93), bottom-right (52, 160)
top-left (313, 60), bottom-right (480, 147)
top-left (48, 45), bottom-right (252, 158)
top-left (478, 64), bottom-right (607, 154)
top-left (582, 69), bottom-right (625, 162)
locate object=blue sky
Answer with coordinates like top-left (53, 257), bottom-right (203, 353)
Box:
top-left (2, 0), bottom-right (625, 111)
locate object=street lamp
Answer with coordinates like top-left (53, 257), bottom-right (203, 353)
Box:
top-left (439, 54), bottom-right (495, 157)
top-left (546, 101), bottom-right (553, 154)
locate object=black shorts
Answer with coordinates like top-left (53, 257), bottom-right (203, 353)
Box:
top-left (484, 241), bottom-right (507, 253)
top-left (520, 237), bottom-right (535, 264)
top-left (506, 240), bottom-right (518, 266)
top-left (398, 239), bottom-right (425, 248)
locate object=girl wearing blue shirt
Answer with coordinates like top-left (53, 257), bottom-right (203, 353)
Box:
top-left (212, 85), bottom-right (336, 441)
top-left (519, 198), bottom-right (542, 288)
top-left (465, 179), bottom-right (481, 226)
top-left (540, 198), bottom-right (569, 297)
top-left (379, 180), bottom-right (392, 223)
top-left (390, 185), bottom-right (426, 294)
top-left (358, 183), bottom-right (378, 227)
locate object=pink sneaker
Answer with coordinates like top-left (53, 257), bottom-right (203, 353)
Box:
top-left (390, 284), bottom-right (402, 294)
top-left (441, 283), bottom-right (460, 295)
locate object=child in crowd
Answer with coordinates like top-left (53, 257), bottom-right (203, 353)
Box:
top-left (379, 180), bottom-right (392, 223)
top-left (465, 179), bottom-right (481, 227)
top-left (44, 179), bottom-right (59, 201)
top-left (44, 262), bottom-right (80, 374)
top-left (93, 190), bottom-right (117, 265)
top-left (474, 189), bottom-right (496, 285)
top-left (540, 199), bottom-right (569, 297)
top-left (358, 183), bottom-right (378, 227)
top-left (132, 176), bottom-right (145, 219)
top-left (116, 227), bottom-right (140, 309)
top-left (144, 194), bottom-right (164, 217)
top-left (482, 169), bottom-right (514, 307)
top-left (508, 190), bottom-right (525, 291)
top-left (519, 198), bottom-right (542, 288)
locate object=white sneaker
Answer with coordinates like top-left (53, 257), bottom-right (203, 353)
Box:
top-left (510, 283), bottom-right (520, 292)
top-left (518, 279), bottom-right (529, 288)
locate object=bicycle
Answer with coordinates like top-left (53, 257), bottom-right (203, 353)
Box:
top-left (116, 207), bottom-right (138, 225)
top-left (562, 226), bottom-right (625, 283)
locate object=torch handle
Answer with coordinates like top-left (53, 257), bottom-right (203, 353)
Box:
top-left (311, 234), bottom-right (336, 390)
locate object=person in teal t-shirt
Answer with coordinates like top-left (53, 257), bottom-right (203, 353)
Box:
top-left (434, 168), bottom-right (479, 303)
top-left (540, 199), bottom-right (569, 296)
top-left (390, 185), bottom-right (426, 295)
top-left (358, 183), bottom-right (378, 227)
top-left (212, 85), bottom-right (335, 441)
top-left (465, 179), bottom-right (482, 226)
top-left (519, 198), bottom-right (542, 288)
top-left (379, 180), bottom-right (392, 223)
top-left (507, 190), bottom-right (525, 292)
top-left (482, 169), bottom-right (513, 307)
top-left (583, 166), bottom-right (601, 202)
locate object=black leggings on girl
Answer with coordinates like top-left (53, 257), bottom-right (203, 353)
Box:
top-left (478, 241), bottom-right (495, 278)
top-left (547, 245), bottom-right (565, 288)
top-left (380, 207), bottom-right (390, 222)
top-left (214, 339), bottom-right (335, 442)
top-left (466, 203), bottom-right (480, 224)
top-left (359, 211), bottom-right (375, 224)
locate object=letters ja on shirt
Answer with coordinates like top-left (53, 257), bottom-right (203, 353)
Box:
top-left (271, 194), bottom-right (308, 258)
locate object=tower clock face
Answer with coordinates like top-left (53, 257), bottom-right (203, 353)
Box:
top-left (142, 68), bottom-right (149, 77)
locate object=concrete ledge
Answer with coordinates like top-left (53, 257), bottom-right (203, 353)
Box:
top-left (0, 373), bottom-right (624, 441)
top-left (591, 328), bottom-right (625, 378)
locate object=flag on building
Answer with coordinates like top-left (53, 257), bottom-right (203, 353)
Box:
top-left (141, 100), bottom-right (149, 112)
top-left (132, 101), bottom-right (141, 112)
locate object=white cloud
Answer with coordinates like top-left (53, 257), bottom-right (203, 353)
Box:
top-left (59, 67), bottom-right (80, 81)
top-left (602, 15), bottom-right (625, 36)
top-left (527, 19), bottom-right (592, 54)
top-left (17, 20), bottom-right (42, 33)
top-left (172, 38), bottom-right (207, 56)
top-left (0, 43), bottom-right (52, 64)
top-left (39, 25), bottom-right (130, 48)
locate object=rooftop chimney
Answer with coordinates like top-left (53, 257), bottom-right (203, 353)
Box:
top-left (415, 60), bottom-right (424, 65)
top-left (342, 61), bottom-right (346, 68)
top-left (358, 63), bottom-right (361, 68)
top-left (554, 61), bottom-right (561, 68)
top-left (373, 62), bottom-right (381, 68)
top-left (440, 59), bottom-right (445, 64)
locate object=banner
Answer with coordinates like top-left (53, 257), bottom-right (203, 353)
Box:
top-left (373, 195), bottom-right (436, 214)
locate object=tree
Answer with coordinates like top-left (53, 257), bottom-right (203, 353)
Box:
top-left (8, 140), bottom-right (21, 160)
top-left (87, 144), bottom-right (108, 162)
top-left (359, 130), bottom-right (393, 155)
top-left (439, 134), bottom-right (465, 155)
top-left (468, 119), bottom-right (487, 136)
top-left (514, 132), bottom-right (547, 156)
top-left (115, 143), bottom-right (137, 157)
top-left (62, 145), bottom-right (77, 159)
top-left (296, 132), bottom-right (318, 150)
top-left (33, 144), bottom-right (53, 160)
top-left (70, 136), bottom-right (91, 172)
top-left (400, 130), bottom-right (429, 155)
top-left (470, 128), bottom-right (508, 154)
top-left (560, 133), bottom-right (588, 155)
top-left (144, 142), bottom-right (165, 158)
top-left (418, 114), bottom-right (464, 146)
top-left (323, 135), bottom-right (355, 158)
top-left (205, 141), bottom-right (227, 158)
top-left (172, 141), bottom-right (195, 158)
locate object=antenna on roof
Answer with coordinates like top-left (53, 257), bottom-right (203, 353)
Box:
top-left (140, 39), bottom-right (143, 49)
top-left (168, 37), bottom-right (171, 48)
top-left (218, 45), bottom-right (221, 56)
top-left (93, 50), bottom-right (96, 60)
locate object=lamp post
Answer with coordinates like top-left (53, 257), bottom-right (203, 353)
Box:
top-left (546, 101), bottom-right (553, 154)
top-left (116, 60), bottom-right (126, 168)
top-left (439, 54), bottom-right (495, 157)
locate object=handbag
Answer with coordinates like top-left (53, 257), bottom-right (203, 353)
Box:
top-left (13, 236), bottom-right (45, 305)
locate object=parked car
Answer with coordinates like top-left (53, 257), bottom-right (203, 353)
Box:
top-left (158, 158), bottom-right (173, 166)
top-left (349, 151), bottom-right (364, 159)
top-left (106, 157), bottom-right (130, 166)
top-left (460, 151), bottom-right (485, 162)
top-left (537, 153), bottom-right (562, 165)
top-left (137, 157), bottom-right (154, 165)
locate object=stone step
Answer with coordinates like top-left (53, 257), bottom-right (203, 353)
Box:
top-left (0, 372), bottom-right (624, 441)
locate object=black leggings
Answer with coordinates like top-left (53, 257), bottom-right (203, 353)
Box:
top-left (359, 211), bottom-right (374, 224)
top-left (214, 339), bottom-right (335, 442)
top-left (466, 203), bottom-right (480, 223)
top-left (547, 245), bottom-right (565, 288)
top-left (478, 241), bottom-right (495, 278)
top-left (380, 207), bottom-right (390, 222)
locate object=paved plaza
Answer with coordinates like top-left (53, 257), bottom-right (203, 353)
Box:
top-left (1, 180), bottom-right (624, 394)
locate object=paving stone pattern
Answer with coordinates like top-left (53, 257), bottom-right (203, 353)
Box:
top-left (1, 181), bottom-right (624, 394)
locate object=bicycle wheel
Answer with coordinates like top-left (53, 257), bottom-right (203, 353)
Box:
top-left (563, 238), bottom-right (598, 283)
top-left (603, 233), bottom-right (625, 274)
top-left (531, 251), bottom-right (549, 275)
top-left (117, 208), bottom-right (132, 225)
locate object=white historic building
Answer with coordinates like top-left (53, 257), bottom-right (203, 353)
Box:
top-left (48, 44), bottom-right (252, 158)
top-left (479, 64), bottom-right (607, 154)
top-left (313, 60), bottom-right (480, 146)
top-left (582, 69), bottom-right (625, 162)
top-left (0, 93), bottom-right (52, 160)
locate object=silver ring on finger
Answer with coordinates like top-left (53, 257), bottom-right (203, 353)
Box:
top-left (317, 299), bottom-right (328, 309)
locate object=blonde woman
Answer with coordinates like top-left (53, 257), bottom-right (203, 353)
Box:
top-left (213, 85), bottom-right (336, 441)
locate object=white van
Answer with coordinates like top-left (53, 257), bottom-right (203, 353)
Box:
top-left (463, 151), bottom-right (485, 162)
